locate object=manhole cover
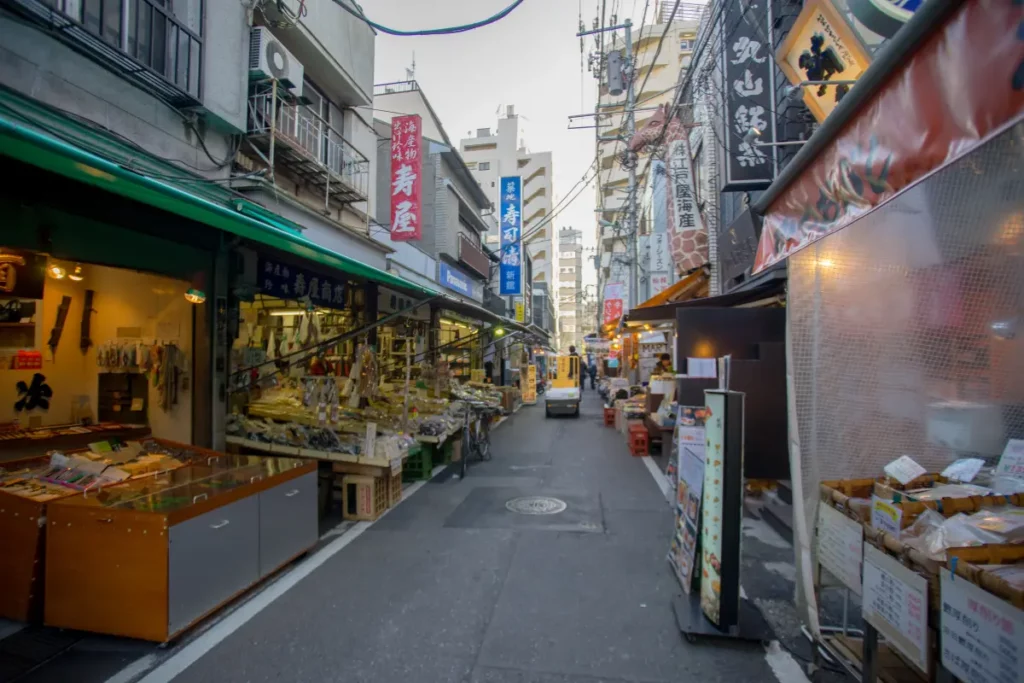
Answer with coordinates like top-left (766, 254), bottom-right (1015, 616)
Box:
top-left (505, 496), bottom-right (567, 515)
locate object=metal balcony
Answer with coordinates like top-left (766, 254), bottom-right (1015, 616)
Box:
top-left (247, 87), bottom-right (369, 206)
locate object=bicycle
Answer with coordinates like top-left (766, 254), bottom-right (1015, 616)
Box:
top-left (459, 401), bottom-right (496, 479)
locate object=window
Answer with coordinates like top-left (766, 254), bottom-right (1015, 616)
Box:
top-left (559, 251), bottom-right (576, 258)
top-left (478, 162), bottom-right (491, 171)
top-left (67, 0), bottom-right (204, 100)
top-left (485, 234), bottom-right (499, 244)
top-left (298, 78), bottom-right (329, 164)
top-left (680, 39), bottom-right (694, 51)
top-left (559, 266), bottom-right (576, 274)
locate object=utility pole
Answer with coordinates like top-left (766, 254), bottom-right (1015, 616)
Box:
top-left (575, 19), bottom-right (638, 312)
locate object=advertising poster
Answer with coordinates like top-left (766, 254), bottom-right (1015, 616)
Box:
top-left (669, 405), bottom-right (712, 593)
top-left (602, 282), bottom-right (625, 325)
top-left (389, 115), bottom-right (422, 241)
top-left (700, 393), bottom-right (726, 625)
top-left (523, 364), bottom-right (537, 405)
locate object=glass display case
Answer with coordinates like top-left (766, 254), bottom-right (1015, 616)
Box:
top-left (43, 453), bottom-right (317, 642)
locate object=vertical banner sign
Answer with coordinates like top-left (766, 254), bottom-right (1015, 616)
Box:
top-left (665, 136), bottom-right (708, 272)
top-left (649, 233), bottom-right (671, 296)
top-left (390, 115), bottom-right (422, 241)
top-left (721, 0), bottom-right (776, 191)
top-left (499, 176), bottom-right (523, 295)
top-left (602, 282), bottom-right (624, 326)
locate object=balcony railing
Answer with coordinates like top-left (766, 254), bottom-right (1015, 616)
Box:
top-left (247, 89), bottom-right (369, 206)
top-left (6, 0), bottom-right (203, 107)
top-left (373, 80), bottom-right (419, 96)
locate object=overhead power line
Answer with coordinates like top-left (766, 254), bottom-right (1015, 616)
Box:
top-left (331, 0), bottom-right (526, 36)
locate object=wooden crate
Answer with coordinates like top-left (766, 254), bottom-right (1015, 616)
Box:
top-left (340, 475), bottom-right (389, 522)
top-left (388, 472), bottom-right (402, 507)
top-left (825, 634), bottom-right (930, 683)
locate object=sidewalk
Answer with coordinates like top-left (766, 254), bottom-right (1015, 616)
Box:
top-left (128, 392), bottom-right (778, 683)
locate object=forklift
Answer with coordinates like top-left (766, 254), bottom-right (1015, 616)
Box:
top-left (545, 354), bottom-right (581, 417)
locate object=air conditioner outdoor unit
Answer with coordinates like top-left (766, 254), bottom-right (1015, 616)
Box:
top-left (249, 27), bottom-right (304, 97)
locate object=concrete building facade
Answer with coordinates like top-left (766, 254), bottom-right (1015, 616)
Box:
top-left (557, 228), bottom-right (583, 352)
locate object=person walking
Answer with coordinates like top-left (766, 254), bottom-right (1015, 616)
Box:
top-left (587, 357), bottom-right (597, 389)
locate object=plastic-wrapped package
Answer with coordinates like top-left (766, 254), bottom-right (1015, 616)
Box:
top-left (903, 510), bottom-right (1012, 560)
top-left (991, 476), bottom-right (1024, 495)
top-left (984, 564), bottom-right (1024, 591)
top-left (904, 483), bottom-right (992, 501)
top-left (966, 507), bottom-right (1024, 543)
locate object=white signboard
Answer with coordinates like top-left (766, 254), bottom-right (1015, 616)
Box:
top-left (364, 422), bottom-right (377, 461)
top-left (871, 495), bottom-right (903, 539)
top-left (650, 233), bottom-right (671, 273)
top-left (862, 543), bottom-right (930, 675)
top-left (884, 454), bottom-right (926, 485)
top-left (996, 439), bottom-right (1024, 478)
top-left (817, 501), bottom-right (864, 594)
top-left (666, 139), bottom-right (706, 236)
top-left (941, 570), bottom-right (1024, 683)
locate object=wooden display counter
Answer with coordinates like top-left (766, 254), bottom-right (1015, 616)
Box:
top-left (44, 455), bottom-right (317, 642)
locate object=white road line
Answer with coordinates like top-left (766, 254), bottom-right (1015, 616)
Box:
top-left (640, 455), bottom-right (673, 500)
top-left (120, 476), bottom-right (433, 683)
top-left (636, 449), bottom-right (808, 683)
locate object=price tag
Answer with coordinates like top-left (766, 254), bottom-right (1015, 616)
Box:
top-left (996, 439), bottom-right (1024, 479)
top-left (871, 495), bottom-right (903, 539)
top-left (817, 502), bottom-right (864, 594)
top-left (884, 455), bottom-right (927, 485)
top-left (862, 544), bottom-right (929, 675)
top-left (363, 422), bottom-right (377, 460)
top-left (941, 570), bottom-right (1024, 683)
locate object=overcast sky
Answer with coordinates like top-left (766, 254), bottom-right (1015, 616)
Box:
top-left (368, 0), bottom-right (669, 292)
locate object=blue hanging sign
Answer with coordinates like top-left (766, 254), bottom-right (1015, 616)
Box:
top-left (257, 255), bottom-right (347, 310)
top-left (498, 176), bottom-right (522, 296)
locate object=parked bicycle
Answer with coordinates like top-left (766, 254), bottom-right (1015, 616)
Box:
top-left (458, 400), bottom-right (498, 479)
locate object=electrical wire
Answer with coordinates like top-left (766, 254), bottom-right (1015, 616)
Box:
top-left (330, 0), bottom-right (526, 36)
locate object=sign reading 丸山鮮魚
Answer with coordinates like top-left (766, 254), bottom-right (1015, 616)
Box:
top-left (258, 255), bottom-right (346, 310)
top-left (721, 0), bottom-right (776, 190)
top-left (499, 176), bottom-right (523, 296)
top-left (603, 282), bottom-right (624, 326)
top-left (390, 115), bottom-right (422, 241)
top-left (776, 0), bottom-right (872, 123)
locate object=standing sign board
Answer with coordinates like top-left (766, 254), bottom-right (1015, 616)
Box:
top-left (523, 364), bottom-right (537, 405)
top-left (700, 390), bottom-right (745, 629)
top-left (816, 501), bottom-right (863, 594)
top-left (390, 115), bottom-right (422, 241)
top-left (721, 0), bottom-right (776, 191)
top-left (499, 177), bottom-right (523, 296)
top-left (669, 406), bottom-right (710, 593)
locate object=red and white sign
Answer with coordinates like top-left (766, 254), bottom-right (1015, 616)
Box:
top-left (603, 282), bottom-right (624, 326)
top-left (390, 115), bottom-right (422, 241)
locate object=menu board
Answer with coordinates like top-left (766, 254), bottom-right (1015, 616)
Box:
top-left (862, 544), bottom-right (930, 675)
top-left (941, 571), bottom-right (1024, 683)
top-left (816, 501), bottom-right (864, 594)
top-left (523, 365), bottom-right (537, 404)
top-left (700, 392), bottom-right (727, 625)
top-left (669, 406), bottom-right (710, 593)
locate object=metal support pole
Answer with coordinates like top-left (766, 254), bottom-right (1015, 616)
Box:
top-left (623, 19), bottom-right (638, 312)
top-left (861, 624), bottom-right (879, 683)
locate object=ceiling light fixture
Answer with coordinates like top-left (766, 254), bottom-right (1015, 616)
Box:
top-left (67, 264), bottom-right (84, 281)
top-left (47, 264), bottom-right (66, 280)
top-left (184, 288), bottom-right (206, 304)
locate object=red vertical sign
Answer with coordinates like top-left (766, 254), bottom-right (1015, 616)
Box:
top-left (390, 115), bottom-right (422, 241)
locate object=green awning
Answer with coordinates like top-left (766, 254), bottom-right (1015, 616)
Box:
top-left (0, 89), bottom-right (438, 299)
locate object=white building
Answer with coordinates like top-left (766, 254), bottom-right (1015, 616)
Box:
top-left (460, 107), bottom-right (555, 295)
top-left (557, 228), bottom-right (584, 352)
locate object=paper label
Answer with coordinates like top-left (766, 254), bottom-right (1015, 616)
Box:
top-left (862, 544), bottom-right (930, 675)
top-left (871, 495), bottom-right (903, 539)
top-left (687, 357), bottom-right (717, 378)
top-left (130, 397), bottom-right (145, 411)
top-left (996, 439), bottom-right (1024, 479)
top-left (363, 422), bottom-right (377, 460)
top-left (817, 501), bottom-right (864, 594)
top-left (941, 570), bottom-right (1024, 683)
top-left (884, 455), bottom-right (927, 485)
top-left (942, 457), bottom-right (986, 483)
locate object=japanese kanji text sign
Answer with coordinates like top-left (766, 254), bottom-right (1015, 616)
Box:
top-left (499, 176), bottom-right (523, 295)
top-left (603, 282), bottom-right (624, 326)
top-left (258, 255), bottom-right (346, 310)
top-left (721, 0), bottom-right (776, 190)
top-left (665, 137), bottom-right (707, 271)
top-left (390, 115), bottom-right (422, 241)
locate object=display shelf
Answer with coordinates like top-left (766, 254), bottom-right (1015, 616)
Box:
top-left (225, 435), bottom-right (409, 469)
top-left (44, 454), bottom-right (317, 642)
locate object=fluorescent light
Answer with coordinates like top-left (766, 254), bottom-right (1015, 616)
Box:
top-left (269, 310), bottom-right (305, 317)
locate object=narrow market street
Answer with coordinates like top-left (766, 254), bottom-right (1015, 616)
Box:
top-left (110, 393), bottom-right (784, 683)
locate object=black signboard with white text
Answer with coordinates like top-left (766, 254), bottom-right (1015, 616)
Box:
top-left (257, 255), bottom-right (347, 310)
top-left (721, 0), bottom-right (776, 191)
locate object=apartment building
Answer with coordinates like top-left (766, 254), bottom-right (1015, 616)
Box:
top-left (557, 228), bottom-right (584, 352)
top-left (594, 10), bottom-right (700, 306)
top-left (459, 107), bottom-right (555, 294)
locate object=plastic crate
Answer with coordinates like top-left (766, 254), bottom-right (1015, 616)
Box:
top-left (341, 474), bottom-right (389, 521)
top-left (403, 446), bottom-right (433, 482)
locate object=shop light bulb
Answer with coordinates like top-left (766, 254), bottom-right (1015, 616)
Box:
top-left (47, 264), bottom-right (66, 280)
top-left (494, 327), bottom-right (505, 336)
top-left (67, 264), bottom-right (84, 281)
top-left (184, 288), bottom-right (206, 304)
top-left (269, 310), bottom-right (304, 316)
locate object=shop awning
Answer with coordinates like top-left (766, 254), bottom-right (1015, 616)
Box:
top-left (635, 266), bottom-right (709, 309)
top-left (625, 268), bottom-right (785, 324)
top-left (0, 88), bottom-right (437, 300)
